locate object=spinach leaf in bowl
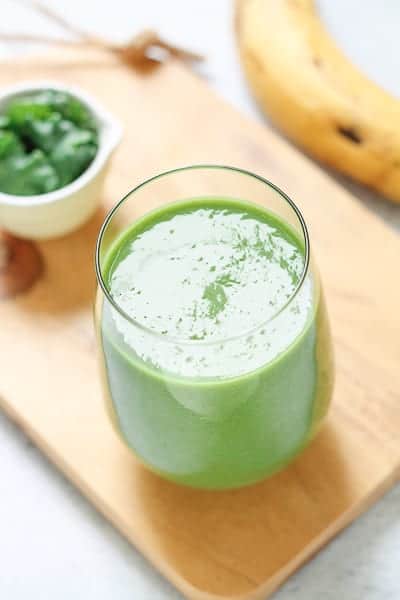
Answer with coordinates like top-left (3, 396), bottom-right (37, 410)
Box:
top-left (0, 149), bottom-right (59, 196)
top-left (0, 89), bottom-right (99, 196)
top-left (6, 90), bottom-right (97, 132)
top-left (0, 115), bottom-right (11, 129)
top-left (50, 128), bottom-right (98, 187)
top-left (0, 130), bottom-right (24, 159)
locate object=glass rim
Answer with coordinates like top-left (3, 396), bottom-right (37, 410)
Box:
top-left (95, 164), bottom-right (311, 346)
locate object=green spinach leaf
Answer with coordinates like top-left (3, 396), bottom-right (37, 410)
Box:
top-left (0, 89), bottom-right (99, 196)
top-left (0, 149), bottom-right (59, 196)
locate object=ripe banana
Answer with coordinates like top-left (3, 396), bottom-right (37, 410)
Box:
top-left (236, 0), bottom-right (400, 203)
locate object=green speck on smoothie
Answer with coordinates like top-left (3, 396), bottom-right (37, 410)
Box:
top-left (202, 280), bottom-right (228, 318)
top-left (215, 273), bottom-right (239, 287)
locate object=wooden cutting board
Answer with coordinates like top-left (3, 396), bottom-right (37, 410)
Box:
top-left (0, 50), bottom-right (399, 600)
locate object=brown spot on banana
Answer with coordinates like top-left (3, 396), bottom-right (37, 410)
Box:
top-left (336, 126), bottom-right (363, 145)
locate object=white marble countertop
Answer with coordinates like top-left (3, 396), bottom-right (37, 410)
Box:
top-left (1, 1), bottom-right (399, 598)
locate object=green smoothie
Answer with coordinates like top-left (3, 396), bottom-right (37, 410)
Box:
top-left (99, 197), bottom-right (333, 489)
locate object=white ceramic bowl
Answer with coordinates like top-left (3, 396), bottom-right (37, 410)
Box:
top-left (0, 81), bottom-right (122, 239)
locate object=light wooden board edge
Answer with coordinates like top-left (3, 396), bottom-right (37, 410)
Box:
top-left (0, 51), bottom-right (400, 600)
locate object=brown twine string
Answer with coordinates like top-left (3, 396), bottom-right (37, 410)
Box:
top-left (0, 0), bottom-right (204, 68)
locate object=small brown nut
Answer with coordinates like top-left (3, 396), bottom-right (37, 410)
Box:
top-left (0, 232), bottom-right (43, 299)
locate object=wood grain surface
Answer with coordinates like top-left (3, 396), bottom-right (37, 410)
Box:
top-left (0, 50), bottom-right (399, 600)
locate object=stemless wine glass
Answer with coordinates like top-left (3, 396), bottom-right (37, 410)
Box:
top-left (95, 165), bottom-right (334, 490)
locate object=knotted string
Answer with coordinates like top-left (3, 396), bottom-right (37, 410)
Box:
top-left (0, 0), bottom-right (204, 68)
